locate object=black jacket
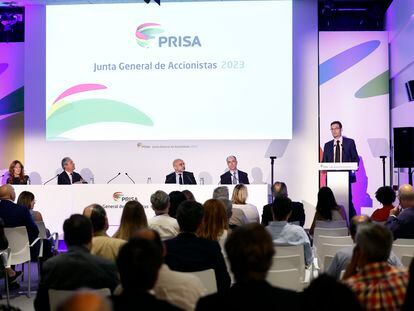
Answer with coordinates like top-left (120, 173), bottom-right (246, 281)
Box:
top-left (57, 171), bottom-right (84, 185)
top-left (261, 201), bottom-right (305, 227)
top-left (165, 171), bottom-right (197, 185)
top-left (220, 170), bottom-right (249, 185)
top-left (112, 290), bottom-right (182, 311)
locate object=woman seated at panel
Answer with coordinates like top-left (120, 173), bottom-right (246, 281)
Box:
top-left (309, 186), bottom-right (347, 235)
top-left (6, 160), bottom-right (29, 185)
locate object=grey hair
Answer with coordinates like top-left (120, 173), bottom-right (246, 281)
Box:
top-left (272, 182), bottom-right (288, 198)
top-left (61, 157), bottom-right (72, 169)
top-left (226, 155), bottom-right (237, 162)
top-left (150, 190), bottom-right (170, 211)
top-left (355, 223), bottom-right (393, 263)
top-left (213, 186), bottom-right (229, 200)
top-left (219, 198), bottom-right (233, 219)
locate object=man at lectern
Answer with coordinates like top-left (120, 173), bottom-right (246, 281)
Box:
top-left (165, 159), bottom-right (197, 185)
top-left (57, 157), bottom-right (85, 185)
top-left (220, 155), bottom-right (250, 185)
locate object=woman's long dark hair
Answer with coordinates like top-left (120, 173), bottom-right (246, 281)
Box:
top-left (7, 160), bottom-right (26, 184)
top-left (316, 187), bottom-right (338, 220)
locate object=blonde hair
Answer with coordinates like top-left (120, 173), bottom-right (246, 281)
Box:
top-left (113, 201), bottom-right (148, 240)
top-left (231, 184), bottom-right (248, 205)
top-left (197, 199), bottom-right (228, 241)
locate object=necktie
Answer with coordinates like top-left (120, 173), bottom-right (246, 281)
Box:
top-left (179, 174), bottom-right (183, 185)
top-left (70, 173), bottom-right (73, 184)
top-left (232, 172), bottom-right (237, 185)
top-left (335, 140), bottom-right (340, 163)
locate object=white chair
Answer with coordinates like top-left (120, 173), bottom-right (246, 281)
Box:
top-left (315, 235), bottom-right (353, 246)
top-left (223, 256), bottom-right (235, 285)
top-left (49, 288), bottom-right (110, 311)
top-left (315, 220), bottom-right (348, 228)
top-left (274, 245), bottom-right (306, 281)
top-left (318, 243), bottom-right (353, 271)
top-left (314, 227), bottom-right (349, 238)
top-left (36, 221), bottom-right (59, 258)
top-left (394, 239), bottom-right (414, 245)
top-left (0, 248), bottom-right (11, 305)
top-left (189, 269), bottom-right (217, 296)
top-left (401, 255), bottom-right (414, 268)
top-left (4, 226), bottom-right (40, 297)
top-left (266, 269), bottom-right (301, 291)
top-left (392, 244), bottom-right (414, 267)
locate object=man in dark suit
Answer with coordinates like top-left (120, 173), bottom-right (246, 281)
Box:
top-left (165, 159), bottom-right (197, 185)
top-left (261, 182), bottom-right (305, 227)
top-left (196, 223), bottom-right (301, 310)
top-left (220, 155), bottom-right (249, 185)
top-left (164, 201), bottom-right (230, 292)
top-left (57, 157), bottom-right (85, 185)
top-left (34, 214), bottom-right (118, 311)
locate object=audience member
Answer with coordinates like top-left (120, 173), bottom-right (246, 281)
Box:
top-left (134, 229), bottom-right (206, 310)
top-left (213, 186), bottom-right (247, 229)
top-left (34, 214), bottom-right (118, 311)
top-left (371, 186), bottom-right (396, 222)
top-left (385, 184), bottom-right (414, 239)
top-left (302, 274), bottom-right (362, 311)
top-left (196, 223), bottom-right (300, 310)
top-left (212, 186), bottom-right (229, 200)
top-left (164, 201), bottom-right (230, 292)
top-left (83, 204), bottom-right (125, 261)
top-left (168, 191), bottom-right (187, 218)
top-left (17, 191), bottom-right (43, 222)
top-left (343, 223), bottom-right (408, 310)
top-left (57, 291), bottom-right (112, 311)
top-left (310, 187), bottom-right (347, 235)
top-left (402, 258), bottom-right (414, 311)
top-left (148, 191), bottom-right (179, 240)
top-left (113, 200), bottom-right (147, 240)
top-left (197, 199), bottom-right (228, 249)
top-left (326, 215), bottom-right (401, 279)
top-left (231, 184), bottom-right (259, 223)
top-left (266, 197), bottom-right (313, 267)
top-left (261, 182), bottom-right (305, 227)
top-left (112, 238), bottom-right (181, 310)
top-left (182, 190), bottom-right (196, 201)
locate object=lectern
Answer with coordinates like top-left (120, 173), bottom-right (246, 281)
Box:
top-left (318, 162), bottom-right (358, 221)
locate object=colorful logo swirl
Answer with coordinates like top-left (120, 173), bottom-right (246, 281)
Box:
top-left (113, 192), bottom-right (124, 202)
top-left (135, 23), bottom-right (164, 48)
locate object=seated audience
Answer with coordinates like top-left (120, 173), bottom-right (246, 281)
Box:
top-left (261, 182), bottom-right (305, 227)
top-left (113, 200), bottom-right (147, 240)
top-left (134, 229), bottom-right (206, 310)
top-left (164, 201), bottom-right (230, 292)
top-left (168, 191), bottom-right (187, 218)
top-left (0, 217), bottom-right (20, 287)
top-left (197, 199), bottom-right (228, 249)
top-left (266, 197), bottom-right (313, 267)
top-left (231, 184), bottom-right (259, 223)
top-left (343, 223), bottom-right (408, 310)
top-left (371, 186), bottom-right (396, 222)
top-left (17, 191), bottom-right (43, 222)
top-left (112, 238), bottom-right (181, 311)
top-left (6, 160), bottom-right (29, 185)
top-left (34, 214), bottom-right (118, 311)
top-left (402, 258), bottom-right (414, 311)
top-left (148, 191), bottom-right (180, 240)
top-left (385, 184), bottom-right (414, 239)
top-left (326, 215), bottom-right (402, 280)
top-left (213, 186), bottom-right (247, 229)
top-left (57, 291), bottom-right (112, 311)
top-left (302, 274), bottom-right (362, 310)
top-left (83, 204), bottom-right (125, 261)
top-left (196, 223), bottom-right (300, 310)
top-left (182, 190), bottom-right (196, 201)
top-left (310, 187), bottom-right (347, 235)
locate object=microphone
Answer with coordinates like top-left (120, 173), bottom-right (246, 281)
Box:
top-left (107, 172), bottom-right (121, 184)
top-left (125, 173), bottom-right (136, 184)
top-left (27, 176), bottom-right (31, 185)
top-left (43, 174), bottom-right (59, 185)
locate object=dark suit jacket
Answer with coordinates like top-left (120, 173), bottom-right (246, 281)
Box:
top-left (322, 136), bottom-right (359, 183)
top-left (164, 232), bottom-right (230, 292)
top-left (165, 171), bottom-right (197, 185)
top-left (196, 280), bottom-right (301, 311)
top-left (57, 171), bottom-right (83, 185)
top-left (34, 246), bottom-right (118, 311)
top-left (112, 290), bottom-right (182, 311)
top-left (261, 201), bottom-right (305, 227)
top-left (385, 207), bottom-right (414, 240)
top-left (0, 200), bottom-right (39, 244)
top-left (220, 170), bottom-right (249, 185)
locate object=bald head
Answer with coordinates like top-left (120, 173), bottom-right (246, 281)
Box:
top-left (350, 215), bottom-right (371, 239)
top-left (173, 159), bottom-right (185, 173)
top-left (57, 291), bottom-right (111, 311)
top-left (398, 184), bottom-right (414, 209)
top-left (0, 184), bottom-right (15, 201)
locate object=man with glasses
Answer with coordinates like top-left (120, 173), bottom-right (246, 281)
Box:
top-left (165, 159), bottom-right (197, 185)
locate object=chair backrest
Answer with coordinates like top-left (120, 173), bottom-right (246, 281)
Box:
top-left (401, 255), bottom-right (414, 268)
top-left (4, 226), bottom-right (31, 265)
top-left (394, 239), bottom-right (414, 245)
top-left (314, 227), bottom-right (349, 238)
top-left (266, 269), bottom-right (301, 291)
top-left (392, 244), bottom-right (414, 262)
top-left (271, 255), bottom-right (302, 272)
top-left (315, 220), bottom-right (348, 228)
top-left (36, 221), bottom-right (47, 239)
top-left (189, 269), bottom-right (217, 296)
top-left (319, 243), bottom-right (353, 271)
top-left (274, 245), bottom-right (305, 279)
top-left (49, 288), bottom-right (111, 311)
top-left (316, 235), bottom-right (353, 246)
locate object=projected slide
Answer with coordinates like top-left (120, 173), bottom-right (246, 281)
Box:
top-left (46, 1), bottom-right (292, 141)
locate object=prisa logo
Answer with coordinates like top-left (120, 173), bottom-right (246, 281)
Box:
top-left (113, 192), bottom-right (138, 202)
top-left (135, 23), bottom-right (201, 48)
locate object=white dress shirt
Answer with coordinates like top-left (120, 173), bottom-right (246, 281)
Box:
top-left (148, 214), bottom-right (180, 240)
top-left (229, 170), bottom-right (239, 184)
top-left (333, 136), bottom-right (343, 162)
top-left (65, 171), bottom-right (73, 184)
top-left (175, 172), bottom-right (184, 184)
